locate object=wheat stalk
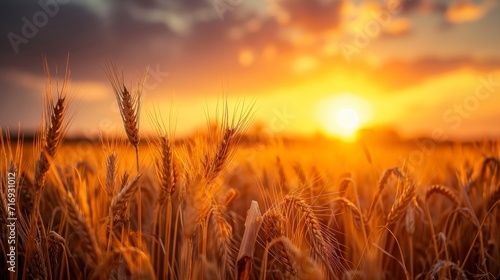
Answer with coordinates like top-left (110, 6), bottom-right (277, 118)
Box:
top-left (367, 167), bottom-right (404, 221)
top-left (284, 195), bottom-right (343, 275)
top-left (103, 63), bottom-right (142, 152)
top-left (488, 184), bottom-right (500, 209)
top-left (480, 156), bottom-right (500, 182)
top-left (405, 201), bottom-right (415, 236)
top-left (210, 206), bottom-right (236, 279)
top-left (332, 197), bottom-right (366, 230)
top-left (425, 185), bottom-right (460, 206)
top-left (204, 100), bottom-right (254, 185)
top-left (25, 58), bottom-right (70, 278)
top-left (35, 57), bottom-right (70, 192)
top-left (34, 87), bottom-right (68, 192)
top-left (205, 128), bottom-right (236, 184)
top-left (339, 177), bottom-right (355, 198)
top-left (104, 63), bottom-right (146, 251)
top-left (106, 152), bottom-right (117, 198)
top-left (155, 136), bottom-right (177, 205)
top-left (293, 163), bottom-right (307, 186)
top-left (428, 260), bottom-right (467, 280)
top-left (27, 240), bottom-right (48, 280)
top-left (387, 181), bottom-right (416, 226)
top-left (262, 210), bottom-right (297, 279)
top-left (47, 230), bottom-right (66, 278)
top-left (0, 192), bottom-right (6, 226)
top-left (64, 193), bottom-right (100, 264)
top-left (224, 188), bottom-right (239, 207)
top-left (148, 110), bottom-right (178, 276)
top-left (406, 200), bottom-right (415, 278)
top-left (19, 172), bottom-right (35, 217)
top-left (282, 238), bottom-right (325, 280)
top-left (276, 156), bottom-right (288, 188)
top-left (110, 174), bottom-right (143, 215)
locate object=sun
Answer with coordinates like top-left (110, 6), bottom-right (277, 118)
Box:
top-left (337, 108), bottom-right (360, 130)
top-left (316, 94), bottom-right (372, 140)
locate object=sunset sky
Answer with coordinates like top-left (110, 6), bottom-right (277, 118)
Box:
top-left (1, 0), bottom-right (500, 140)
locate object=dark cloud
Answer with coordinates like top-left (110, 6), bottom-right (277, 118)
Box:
top-left (0, 0), bottom-right (184, 81)
top-left (1, 0), bottom-right (499, 100)
top-left (0, 74), bottom-right (44, 132)
top-left (279, 0), bottom-right (344, 32)
top-left (128, 0), bottom-right (167, 10)
top-left (399, 0), bottom-right (426, 14)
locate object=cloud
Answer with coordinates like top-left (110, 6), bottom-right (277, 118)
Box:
top-left (70, 0), bottom-right (113, 18)
top-left (238, 48), bottom-right (255, 66)
top-left (122, 0), bottom-right (218, 35)
top-left (0, 68), bottom-right (109, 101)
top-left (445, 0), bottom-right (496, 23)
top-left (292, 55), bottom-right (319, 73)
top-left (400, 0), bottom-right (424, 13)
top-left (383, 17), bottom-right (412, 36)
top-left (273, 0), bottom-right (344, 33)
top-left (371, 56), bottom-right (500, 91)
top-left (1, 0), bottom-right (500, 99)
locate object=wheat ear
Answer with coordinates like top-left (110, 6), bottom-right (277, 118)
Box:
top-left (104, 63), bottom-right (145, 251)
top-left (26, 58), bottom-right (70, 277)
top-left (284, 195), bottom-right (343, 275)
top-left (105, 152), bottom-right (117, 198)
top-left (47, 230), bottom-right (66, 278)
top-left (387, 181), bottom-right (416, 226)
top-left (333, 197), bottom-right (366, 230)
top-left (204, 100), bottom-right (254, 185)
top-left (488, 184), bottom-right (500, 209)
top-left (156, 136), bottom-right (177, 205)
top-left (64, 193), bottom-right (100, 265)
top-left (210, 206), bottom-right (236, 279)
top-left (110, 174), bottom-right (143, 215)
top-left (262, 211), bottom-right (297, 279)
top-left (206, 127), bottom-right (236, 184)
top-left (27, 240), bottom-right (48, 280)
top-left (368, 167), bottom-right (404, 221)
top-left (480, 156), bottom-right (500, 182)
top-left (283, 238), bottom-right (325, 280)
top-left (34, 89), bottom-right (67, 192)
top-left (339, 177), bottom-right (355, 198)
top-left (34, 58), bottom-right (70, 192)
top-left (425, 185), bottom-right (460, 206)
top-left (103, 64), bottom-right (141, 152)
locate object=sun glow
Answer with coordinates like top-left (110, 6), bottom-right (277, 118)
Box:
top-left (317, 94), bottom-right (372, 140)
top-left (337, 108), bottom-right (359, 129)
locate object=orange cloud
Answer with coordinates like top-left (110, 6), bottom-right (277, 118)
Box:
top-left (273, 0), bottom-right (344, 32)
top-left (446, 0), bottom-right (495, 23)
top-left (238, 49), bottom-right (255, 67)
top-left (384, 18), bottom-right (411, 35)
top-left (292, 56), bottom-right (319, 73)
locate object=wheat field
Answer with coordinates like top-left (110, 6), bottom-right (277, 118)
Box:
top-left (1, 66), bottom-right (499, 280)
